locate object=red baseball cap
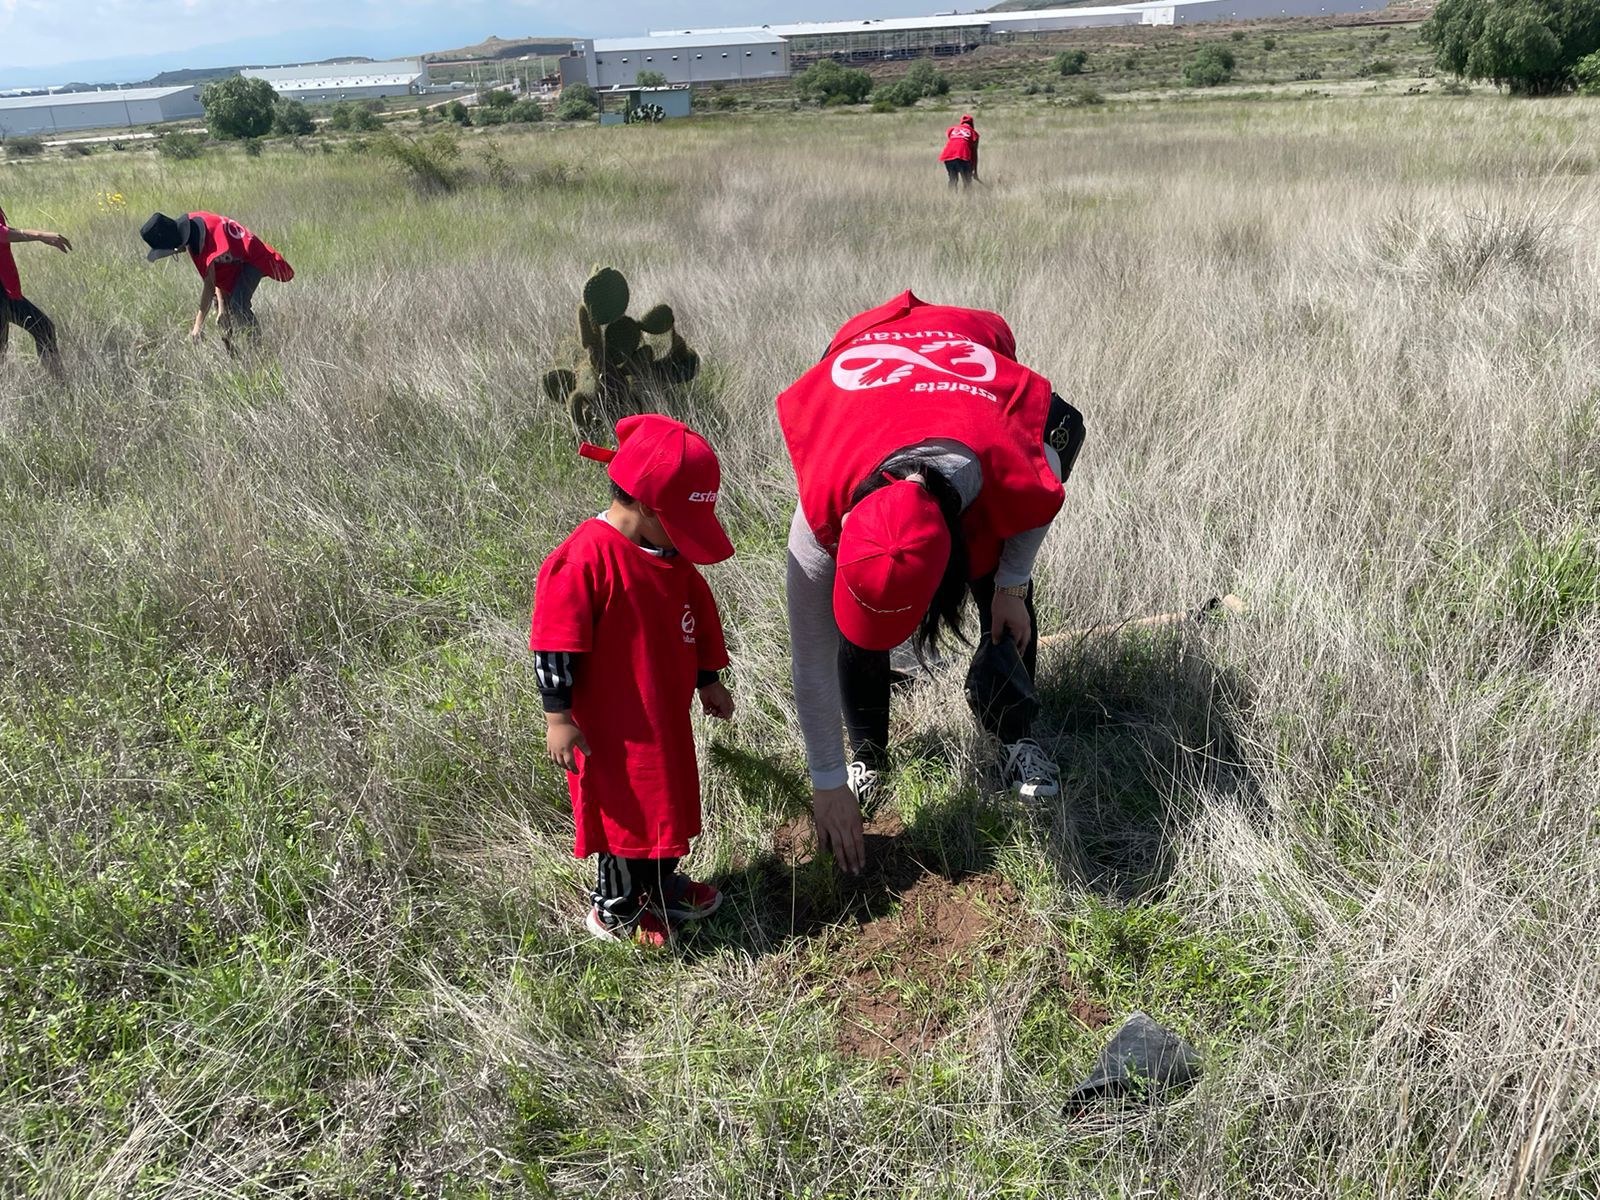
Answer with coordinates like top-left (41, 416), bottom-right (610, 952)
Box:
top-left (833, 480), bottom-right (951, 651)
top-left (580, 415), bottom-right (734, 565)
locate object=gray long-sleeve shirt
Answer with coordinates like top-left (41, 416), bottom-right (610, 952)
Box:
top-left (786, 438), bottom-right (1062, 789)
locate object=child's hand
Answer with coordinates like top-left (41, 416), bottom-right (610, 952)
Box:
top-left (698, 681), bottom-right (734, 721)
top-left (546, 712), bottom-right (590, 773)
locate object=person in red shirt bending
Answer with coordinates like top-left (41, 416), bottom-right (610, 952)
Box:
top-left (779, 291), bottom-right (1086, 875)
top-left (939, 114), bottom-right (980, 189)
top-left (139, 210), bottom-right (293, 345)
top-left (0, 203), bottom-right (70, 378)
top-left (531, 414), bottom-right (737, 948)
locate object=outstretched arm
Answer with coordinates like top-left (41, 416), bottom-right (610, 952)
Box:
top-left (0, 228), bottom-right (71, 252)
top-left (193, 267), bottom-right (217, 340)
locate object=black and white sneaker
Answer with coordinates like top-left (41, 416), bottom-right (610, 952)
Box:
top-left (847, 759), bottom-right (882, 814)
top-left (1003, 739), bottom-right (1060, 799)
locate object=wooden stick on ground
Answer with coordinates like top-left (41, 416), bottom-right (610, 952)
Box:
top-left (1039, 593), bottom-right (1247, 648)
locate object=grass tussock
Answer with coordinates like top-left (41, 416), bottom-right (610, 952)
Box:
top-left (1, 97), bottom-right (1599, 1196)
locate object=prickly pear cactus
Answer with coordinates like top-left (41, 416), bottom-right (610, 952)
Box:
top-left (545, 265), bottom-right (702, 437)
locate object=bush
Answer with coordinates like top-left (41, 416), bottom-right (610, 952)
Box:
top-left (201, 75), bottom-right (277, 140)
top-left (557, 83), bottom-right (599, 121)
top-left (1231, 29), bottom-right (1247, 41)
top-left (272, 99), bottom-right (315, 136)
top-left (636, 70), bottom-right (668, 87)
top-left (796, 59), bottom-right (873, 104)
top-left (1358, 58), bottom-right (1398, 76)
top-left (441, 100), bottom-right (471, 126)
top-left (480, 88), bottom-right (514, 109)
top-left (327, 102), bottom-right (381, 132)
top-left (156, 132), bottom-right (207, 160)
top-left (4, 135), bottom-right (44, 158)
top-left (64, 142), bottom-right (93, 157)
top-left (508, 99), bottom-right (545, 122)
top-left (373, 131), bottom-right (462, 192)
top-left (1183, 44), bottom-right (1237, 87)
top-left (1064, 84), bottom-right (1106, 106)
top-left (1422, 0), bottom-right (1600, 94)
top-left (714, 93), bottom-right (739, 110)
top-left (241, 137), bottom-right (263, 157)
top-left (1574, 47), bottom-right (1600, 90)
top-left (1056, 49), bottom-right (1089, 76)
top-left (1262, 36), bottom-right (1278, 50)
top-left (902, 57), bottom-right (951, 97)
top-left (472, 107), bottom-right (510, 126)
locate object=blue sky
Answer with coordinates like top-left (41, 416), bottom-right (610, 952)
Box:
top-left (0, 0), bottom-right (958, 85)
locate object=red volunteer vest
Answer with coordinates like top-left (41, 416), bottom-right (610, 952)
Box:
top-left (778, 291), bottom-right (1063, 578)
top-left (939, 124), bottom-right (978, 163)
top-left (187, 211), bottom-right (294, 294)
top-left (0, 206), bottom-right (23, 301)
top-left (530, 519), bottom-right (729, 859)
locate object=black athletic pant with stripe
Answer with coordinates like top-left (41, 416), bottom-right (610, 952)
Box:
top-left (0, 295), bottom-right (60, 365)
top-left (593, 854), bottom-right (680, 927)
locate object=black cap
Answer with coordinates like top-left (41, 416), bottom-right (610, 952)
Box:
top-left (140, 212), bottom-right (195, 262)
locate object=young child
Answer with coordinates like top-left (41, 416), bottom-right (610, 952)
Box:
top-left (530, 414), bottom-right (736, 947)
top-left (139, 210), bottom-right (293, 346)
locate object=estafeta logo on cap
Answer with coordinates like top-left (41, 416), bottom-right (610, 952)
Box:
top-left (687, 490), bottom-right (719, 503)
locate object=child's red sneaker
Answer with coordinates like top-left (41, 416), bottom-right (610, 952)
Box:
top-left (586, 906), bottom-right (670, 948)
top-left (657, 877), bottom-right (722, 923)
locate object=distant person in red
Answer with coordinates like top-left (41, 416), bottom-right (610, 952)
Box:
top-left (139, 211), bottom-right (293, 345)
top-left (531, 414), bottom-right (737, 948)
top-left (0, 203), bottom-right (70, 378)
top-left (939, 113), bottom-right (980, 189)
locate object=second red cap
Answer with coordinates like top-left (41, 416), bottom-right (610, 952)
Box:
top-left (580, 415), bottom-right (734, 565)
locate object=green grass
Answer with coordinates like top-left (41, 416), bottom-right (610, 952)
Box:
top-left (3, 91), bottom-right (1600, 1194)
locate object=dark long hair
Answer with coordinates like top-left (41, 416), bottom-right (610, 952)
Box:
top-left (847, 455), bottom-right (970, 654)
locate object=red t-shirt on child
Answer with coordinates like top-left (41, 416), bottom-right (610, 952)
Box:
top-left (0, 206), bottom-right (23, 301)
top-left (530, 518), bottom-right (728, 859)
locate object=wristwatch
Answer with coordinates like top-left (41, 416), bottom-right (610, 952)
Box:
top-left (996, 582), bottom-right (1030, 598)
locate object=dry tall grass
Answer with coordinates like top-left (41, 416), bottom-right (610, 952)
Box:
top-left (1, 98), bottom-right (1597, 1196)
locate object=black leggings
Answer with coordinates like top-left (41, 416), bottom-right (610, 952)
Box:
top-left (224, 266), bottom-right (263, 331)
top-left (592, 854), bottom-right (680, 926)
top-left (0, 294), bottom-right (59, 363)
top-left (840, 573), bottom-right (1039, 769)
top-left (945, 159), bottom-right (975, 188)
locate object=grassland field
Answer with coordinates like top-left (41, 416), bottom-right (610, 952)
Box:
top-left (1, 74), bottom-right (1599, 1199)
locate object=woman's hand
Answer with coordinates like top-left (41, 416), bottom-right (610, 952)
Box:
top-left (545, 712), bottom-right (590, 773)
top-left (812, 785), bottom-right (865, 875)
top-left (991, 590), bottom-right (1033, 651)
top-left (698, 681), bottom-right (734, 720)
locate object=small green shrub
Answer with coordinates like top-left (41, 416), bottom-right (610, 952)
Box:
top-left (5, 135), bottom-right (45, 157)
top-left (1056, 49), bottom-right (1089, 76)
top-left (1262, 36), bottom-right (1277, 51)
top-left (1358, 59), bottom-right (1397, 77)
top-left (1184, 44), bottom-right (1236, 87)
top-left (472, 107), bottom-right (510, 126)
top-left (272, 99), bottom-right (315, 136)
top-left (1231, 29), bottom-right (1247, 41)
top-left (508, 99), bottom-right (544, 122)
top-left (373, 131), bottom-right (462, 192)
top-left (156, 132), bottom-right (207, 160)
top-left (557, 83), bottom-right (599, 121)
top-left (796, 59), bottom-right (873, 104)
top-left (636, 70), bottom-right (668, 87)
top-left (1064, 84), bottom-right (1106, 106)
top-left (64, 142), bottom-right (93, 157)
top-left (201, 75), bottom-right (276, 139)
top-left (714, 93), bottom-right (739, 110)
top-left (241, 137), bottom-right (263, 157)
top-left (480, 88), bottom-right (515, 109)
top-left (442, 100), bottom-right (471, 126)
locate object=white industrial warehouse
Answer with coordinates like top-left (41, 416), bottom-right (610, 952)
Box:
top-left (0, 85), bottom-right (203, 137)
top-left (561, 32), bottom-right (790, 89)
top-left (643, 0), bottom-right (1390, 68)
top-left (241, 59), bottom-right (425, 103)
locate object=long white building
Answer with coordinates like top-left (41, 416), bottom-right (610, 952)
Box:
top-left (242, 59), bottom-right (425, 103)
top-left (0, 85), bottom-right (203, 137)
top-left (651, 0), bottom-right (1390, 63)
top-left (562, 32), bottom-right (790, 88)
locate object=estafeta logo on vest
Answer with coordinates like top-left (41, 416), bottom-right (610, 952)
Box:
top-left (831, 331), bottom-right (999, 403)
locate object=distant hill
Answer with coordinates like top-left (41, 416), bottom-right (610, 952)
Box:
top-left (423, 35), bottom-right (574, 63)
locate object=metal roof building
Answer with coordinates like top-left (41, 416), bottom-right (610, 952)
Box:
top-left (0, 85), bottom-right (203, 137)
top-left (651, 0), bottom-right (1389, 56)
top-left (242, 59), bottom-right (425, 102)
top-left (562, 32), bottom-right (790, 88)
